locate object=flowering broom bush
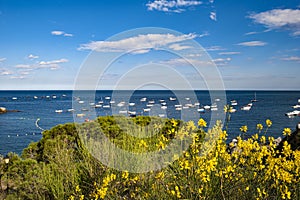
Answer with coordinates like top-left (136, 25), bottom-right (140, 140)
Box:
top-left (69, 117), bottom-right (300, 200)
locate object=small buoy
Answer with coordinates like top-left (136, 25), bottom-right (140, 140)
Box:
top-left (8, 135), bottom-right (10, 137)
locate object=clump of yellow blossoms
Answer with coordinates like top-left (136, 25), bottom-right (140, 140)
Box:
top-left (79, 118), bottom-right (300, 200)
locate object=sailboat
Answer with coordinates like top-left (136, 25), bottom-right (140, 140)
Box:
top-left (251, 92), bottom-right (258, 102)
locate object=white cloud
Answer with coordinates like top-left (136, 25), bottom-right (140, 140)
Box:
top-left (159, 57), bottom-right (214, 67)
top-left (78, 33), bottom-right (198, 53)
top-left (169, 43), bottom-right (192, 50)
top-left (249, 9), bottom-right (300, 36)
top-left (219, 52), bottom-right (240, 55)
top-left (51, 31), bottom-right (64, 36)
top-left (281, 56), bottom-right (300, 61)
top-left (205, 46), bottom-right (225, 51)
top-left (51, 30), bottom-right (73, 37)
top-left (0, 68), bottom-right (13, 75)
top-left (0, 57), bottom-right (6, 62)
top-left (212, 57), bottom-right (231, 66)
top-left (15, 58), bottom-right (68, 71)
top-left (28, 54), bottom-right (39, 59)
top-left (39, 58), bottom-right (68, 65)
top-left (237, 41), bottom-right (267, 47)
top-left (210, 11), bottom-right (217, 21)
top-left (146, 0), bottom-right (202, 13)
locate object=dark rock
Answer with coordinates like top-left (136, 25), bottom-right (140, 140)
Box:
top-left (276, 122), bottom-right (300, 152)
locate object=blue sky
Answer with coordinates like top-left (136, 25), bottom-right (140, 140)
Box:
top-left (0, 0), bottom-right (300, 90)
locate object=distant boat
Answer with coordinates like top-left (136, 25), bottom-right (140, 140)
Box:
top-left (103, 105), bottom-right (110, 108)
top-left (67, 109), bottom-right (75, 112)
top-left (105, 96), bottom-right (111, 100)
top-left (241, 105), bottom-right (251, 111)
top-left (78, 101), bottom-right (85, 104)
top-left (12, 97), bottom-right (17, 100)
top-left (129, 102), bottom-right (135, 106)
top-left (169, 97), bottom-right (176, 101)
top-left (285, 110), bottom-right (300, 118)
top-left (161, 106), bottom-right (167, 110)
top-left (140, 97), bottom-right (147, 102)
top-left (76, 113), bottom-right (86, 117)
top-left (117, 102), bottom-right (125, 107)
top-left (34, 96), bottom-right (38, 99)
top-left (52, 95), bottom-right (57, 99)
top-left (231, 100), bottom-right (238, 106)
top-left (204, 105), bottom-right (211, 110)
top-left (197, 108), bottom-right (205, 113)
top-left (119, 110), bottom-right (128, 114)
top-left (251, 92), bottom-right (258, 102)
top-left (143, 108), bottom-right (151, 112)
top-left (55, 109), bottom-right (63, 113)
top-left (292, 105), bottom-right (300, 109)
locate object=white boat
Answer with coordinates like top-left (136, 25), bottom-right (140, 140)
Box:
top-left (52, 95), bottom-right (57, 99)
top-left (161, 102), bottom-right (167, 106)
top-left (285, 110), bottom-right (300, 118)
top-left (146, 104), bottom-right (154, 107)
top-left (158, 114), bottom-right (165, 118)
top-left (169, 97), bottom-right (176, 101)
top-left (204, 105), bottom-right (211, 110)
top-left (103, 105), bottom-right (110, 108)
top-left (89, 102), bottom-right (95, 106)
top-left (185, 97), bottom-right (190, 101)
top-left (159, 99), bottom-right (165, 102)
top-left (148, 100), bottom-right (155, 104)
top-left (175, 107), bottom-right (182, 111)
top-left (78, 101), bottom-right (85, 104)
top-left (46, 96), bottom-right (50, 98)
top-left (105, 96), bottom-right (111, 100)
top-left (98, 100), bottom-right (104, 104)
top-left (175, 104), bottom-right (182, 108)
top-left (161, 106), bottom-right (167, 110)
top-left (143, 108), bottom-right (151, 112)
top-left (248, 103), bottom-right (253, 106)
top-left (34, 96), bottom-right (38, 99)
top-left (211, 107), bottom-right (218, 111)
top-left (119, 110), bottom-right (128, 114)
top-left (194, 102), bottom-right (200, 106)
top-left (140, 97), bottom-right (147, 102)
top-left (215, 98), bottom-right (220, 102)
top-left (231, 100), bottom-right (238, 106)
top-left (12, 97), bottom-right (17, 100)
top-left (67, 109), bottom-right (75, 112)
top-left (229, 108), bottom-right (237, 113)
top-left (55, 109), bottom-right (63, 113)
top-left (211, 103), bottom-right (218, 108)
top-left (298, 99), bottom-right (300, 103)
top-left (251, 92), bottom-right (258, 102)
top-left (81, 108), bottom-right (89, 111)
top-left (110, 100), bottom-right (115, 104)
top-left (128, 111), bottom-right (136, 115)
top-left (95, 104), bottom-right (102, 108)
top-left (185, 103), bottom-right (193, 108)
top-left (292, 105), bottom-right (300, 109)
top-left (241, 105), bottom-right (251, 111)
top-left (197, 108), bottom-right (205, 113)
top-left (129, 102), bottom-right (135, 106)
top-left (76, 113), bottom-right (86, 117)
top-left (117, 102), bottom-right (125, 107)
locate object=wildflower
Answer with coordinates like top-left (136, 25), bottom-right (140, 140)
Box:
top-left (283, 128), bottom-right (292, 136)
top-left (155, 171), bottom-right (165, 180)
top-left (246, 186), bottom-right (249, 191)
top-left (266, 119), bottom-right (272, 127)
top-left (198, 118), bottom-right (207, 127)
top-left (138, 140), bottom-right (148, 149)
top-left (75, 185), bottom-right (81, 193)
top-left (240, 125), bottom-right (248, 133)
top-left (122, 171), bottom-right (129, 180)
top-left (156, 141), bottom-right (166, 150)
top-left (256, 123), bottom-right (263, 130)
top-left (224, 105), bottom-right (230, 113)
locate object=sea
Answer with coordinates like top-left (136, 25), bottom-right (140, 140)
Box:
top-left (0, 90), bottom-right (300, 156)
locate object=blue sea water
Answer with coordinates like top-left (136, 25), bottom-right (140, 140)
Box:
top-left (0, 90), bottom-right (299, 155)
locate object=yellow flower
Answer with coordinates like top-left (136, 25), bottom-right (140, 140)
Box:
top-left (256, 123), bottom-right (263, 130)
top-left (122, 171), bottom-right (129, 180)
top-left (283, 128), bottom-right (292, 136)
top-left (266, 119), bottom-right (272, 127)
top-left (138, 140), bottom-right (148, 148)
top-left (246, 186), bottom-right (249, 191)
top-left (240, 125), bottom-right (248, 133)
top-left (198, 118), bottom-right (207, 127)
